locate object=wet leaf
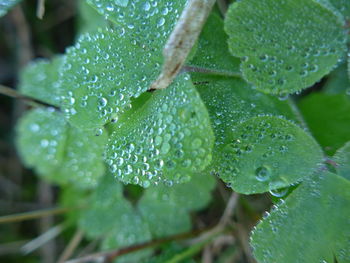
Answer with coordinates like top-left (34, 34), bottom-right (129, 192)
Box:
top-left (251, 172), bottom-right (350, 263)
top-left (334, 142), bottom-right (350, 180)
top-left (105, 74), bottom-right (214, 187)
top-left (224, 0), bottom-right (347, 95)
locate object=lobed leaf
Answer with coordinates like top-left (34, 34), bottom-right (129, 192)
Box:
top-left (251, 172), bottom-right (350, 263)
top-left (86, 0), bottom-right (187, 49)
top-left (334, 142), bottom-right (350, 180)
top-left (19, 56), bottom-right (64, 107)
top-left (16, 108), bottom-right (107, 188)
top-left (188, 13), bottom-right (240, 76)
top-left (215, 116), bottom-right (323, 194)
top-left (224, 0), bottom-right (347, 95)
top-left (105, 74), bottom-right (214, 187)
top-left (138, 173), bottom-right (216, 237)
top-left (60, 27), bottom-right (162, 130)
top-left (298, 93), bottom-right (350, 155)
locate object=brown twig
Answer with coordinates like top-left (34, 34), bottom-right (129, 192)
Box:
top-left (0, 207), bottom-right (74, 224)
top-left (65, 227), bottom-right (215, 263)
top-left (0, 84), bottom-right (59, 110)
top-left (57, 229), bottom-right (84, 263)
top-left (151, 0), bottom-right (216, 90)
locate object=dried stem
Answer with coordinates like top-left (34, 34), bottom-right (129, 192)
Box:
top-left (57, 229), bottom-right (84, 263)
top-left (0, 207), bottom-right (74, 224)
top-left (151, 0), bottom-right (216, 90)
top-left (37, 0), bottom-right (46, 19)
top-left (0, 84), bottom-right (59, 110)
top-left (65, 227), bottom-right (215, 263)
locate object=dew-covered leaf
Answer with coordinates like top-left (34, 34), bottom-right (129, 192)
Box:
top-left (299, 93), bottom-right (350, 155)
top-left (323, 62), bottom-right (350, 95)
top-left (16, 108), bottom-right (67, 176)
top-left (334, 142), bottom-right (350, 180)
top-left (188, 13), bottom-right (240, 76)
top-left (215, 116), bottom-right (323, 194)
top-left (251, 172), bottom-right (350, 263)
top-left (328, 0), bottom-right (350, 19)
top-left (106, 74), bottom-right (214, 187)
top-left (138, 173), bottom-right (215, 237)
top-left (16, 108), bottom-right (107, 188)
top-left (77, 0), bottom-right (109, 35)
top-left (86, 0), bottom-right (186, 49)
top-left (0, 0), bottom-right (21, 17)
top-left (194, 75), bottom-right (298, 151)
top-left (60, 28), bottom-right (162, 130)
top-left (224, 0), bottom-right (347, 95)
top-left (19, 56), bottom-right (64, 106)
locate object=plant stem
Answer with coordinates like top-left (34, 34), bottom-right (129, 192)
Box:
top-left (65, 226), bottom-right (216, 263)
top-left (57, 229), bottom-right (84, 263)
top-left (0, 207), bottom-right (73, 224)
top-left (0, 84), bottom-right (59, 110)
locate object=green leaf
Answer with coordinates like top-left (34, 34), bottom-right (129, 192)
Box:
top-left (215, 116), bottom-right (323, 194)
top-left (328, 0), bottom-right (350, 19)
top-left (334, 142), bottom-right (350, 180)
top-left (324, 62), bottom-right (350, 95)
top-left (60, 27), bottom-right (162, 130)
top-left (188, 13), bottom-right (240, 76)
top-left (16, 108), bottom-right (107, 188)
top-left (79, 174), bottom-right (152, 263)
top-left (251, 172), bottom-right (350, 263)
top-left (194, 75), bottom-right (299, 150)
top-left (138, 173), bottom-right (215, 238)
top-left (298, 93), bottom-right (350, 155)
top-left (0, 0), bottom-right (21, 17)
top-left (86, 0), bottom-right (186, 49)
top-left (224, 0), bottom-right (347, 95)
top-left (77, 0), bottom-right (109, 35)
top-left (19, 56), bottom-right (64, 106)
top-left (105, 74), bottom-right (214, 187)
top-left (16, 108), bottom-right (67, 176)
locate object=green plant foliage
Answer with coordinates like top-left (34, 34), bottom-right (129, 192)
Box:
top-left (334, 142), bottom-right (350, 180)
top-left (106, 74), bottom-right (214, 187)
top-left (188, 13), bottom-right (240, 76)
top-left (77, 0), bottom-right (109, 34)
top-left (0, 0), bottom-right (21, 17)
top-left (299, 93), bottom-right (350, 155)
top-left (19, 56), bottom-right (64, 106)
top-left (215, 116), bottom-right (323, 193)
top-left (323, 62), bottom-right (350, 95)
top-left (224, 0), bottom-right (347, 95)
top-left (86, 0), bottom-right (186, 49)
top-left (251, 172), bottom-right (350, 263)
top-left (16, 108), bottom-right (67, 176)
top-left (138, 173), bottom-right (215, 237)
top-left (16, 108), bottom-right (107, 188)
top-left (60, 27), bottom-right (164, 130)
top-left (329, 0), bottom-right (350, 19)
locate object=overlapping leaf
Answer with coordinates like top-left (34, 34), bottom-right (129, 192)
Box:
top-left (328, 0), bottom-right (350, 19)
top-left (188, 13), bottom-right (240, 76)
top-left (251, 172), bottom-right (350, 263)
top-left (334, 142), bottom-right (350, 180)
top-left (106, 74), bottom-right (214, 187)
top-left (299, 93), bottom-right (350, 155)
top-left (19, 56), bottom-right (64, 106)
top-left (224, 0), bottom-right (347, 95)
top-left (216, 116), bottom-right (323, 194)
top-left (16, 108), bottom-right (107, 188)
top-left (0, 0), bottom-right (21, 17)
top-left (86, 0), bottom-right (187, 49)
top-left (138, 172), bottom-right (215, 237)
top-left (324, 62), bottom-right (350, 95)
top-left (60, 27), bottom-right (164, 130)
top-left (193, 76), bottom-right (318, 193)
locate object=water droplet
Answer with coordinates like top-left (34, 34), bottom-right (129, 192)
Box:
top-left (255, 166), bottom-right (271, 182)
